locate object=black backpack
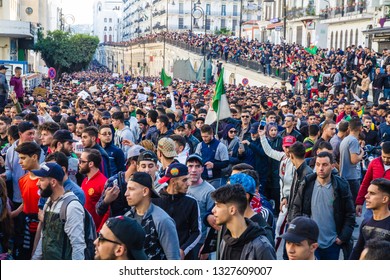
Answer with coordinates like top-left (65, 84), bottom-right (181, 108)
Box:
top-left (60, 195), bottom-right (97, 260)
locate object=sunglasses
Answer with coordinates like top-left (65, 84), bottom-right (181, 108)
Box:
top-left (241, 116), bottom-right (250, 118)
top-left (97, 233), bottom-right (122, 245)
top-left (229, 130), bottom-right (237, 133)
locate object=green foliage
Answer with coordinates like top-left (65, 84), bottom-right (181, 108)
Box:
top-left (34, 30), bottom-right (99, 78)
top-left (215, 28), bottom-right (231, 35)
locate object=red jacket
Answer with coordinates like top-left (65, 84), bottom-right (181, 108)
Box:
top-left (356, 157), bottom-right (390, 205)
top-left (336, 111), bottom-right (358, 123)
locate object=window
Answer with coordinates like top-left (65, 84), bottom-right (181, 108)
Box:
top-left (335, 31), bottom-right (338, 48)
top-left (232, 19), bottom-right (237, 31)
top-left (221, 19), bottom-right (226, 29)
top-left (330, 31), bottom-right (333, 48)
top-left (178, 18), bottom-right (184, 29)
top-left (109, 27), bottom-right (112, 31)
top-left (350, 29), bottom-right (353, 46)
top-left (355, 28), bottom-right (358, 46)
top-left (206, 18), bottom-right (211, 30)
top-left (206, 4), bottom-right (211, 15)
top-left (179, 3), bottom-right (184, 14)
top-left (221, 5), bottom-right (226, 16)
top-left (104, 18), bottom-right (107, 22)
top-left (233, 5), bottom-right (238, 16)
top-left (104, 26), bottom-right (107, 31)
top-left (109, 18), bottom-right (112, 23)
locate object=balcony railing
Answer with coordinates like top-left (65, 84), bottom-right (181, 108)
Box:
top-left (319, 3), bottom-right (367, 20)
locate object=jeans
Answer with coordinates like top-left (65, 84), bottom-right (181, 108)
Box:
top-left (384, 88), bottom-right (390, 100)
top-left (373, 88), bottom-right (382, 105)
top-left (315, 242), bottom-right (341, 260)
top-left (347, 179), bottom-right (360, 204)
top-left (0, 94), bottom-right (7, 109)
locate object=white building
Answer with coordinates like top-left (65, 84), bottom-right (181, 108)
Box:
top-left (93, 0), bottom-right (123, 43)
top-left (0, 0), bottom-right (60, 72)
top-left (122, 0), bottom-right (262, 41)
top-left (258, 0), bottom-right (390, 51)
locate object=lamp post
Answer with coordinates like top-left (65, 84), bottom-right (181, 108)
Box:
top-left (239, 0), bottom-right (243, 43)
top-left (192, 0), bottom-right (207, 83)
top-left (163, 0), bottom-right (175, 70)
top-left (264, 0), bottom-right (287, 92)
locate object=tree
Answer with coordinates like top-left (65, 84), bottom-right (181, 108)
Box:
top-left (34, 30), bottom-right (99, 79)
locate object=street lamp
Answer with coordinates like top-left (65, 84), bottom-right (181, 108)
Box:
top-left (192, 0), bottom-right (207, 83)
top-left (239, 0), bottom-right (243, 43)
top-left (263, 0), bottom-right (287, 92)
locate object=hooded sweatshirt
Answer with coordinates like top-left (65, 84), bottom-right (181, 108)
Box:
top-left (220, 218), bottom-right (276, 260)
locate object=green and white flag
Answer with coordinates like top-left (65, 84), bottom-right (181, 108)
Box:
top-left (205, 68), bottom-right (231, 125)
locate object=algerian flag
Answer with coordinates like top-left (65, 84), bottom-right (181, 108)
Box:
top-left (305, 45), bottom-right (318, 55)
top-left (205, 68), bottom-right (231, 125)
top-left (160, 68), bottom-right (172, 87)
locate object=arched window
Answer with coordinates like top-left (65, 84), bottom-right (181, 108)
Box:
top-left (335, 31), bottom-right (338, 49)
top-left (340, 30), bottom-right (343, 50)
top-left (345, 30), bottom-right (348, 49)
top-left (109, 35), bottom-right (112, 41)
top-left (104, 26), bottom-right (107, 31)
top-left (109, 27), bottom-right (112, 31)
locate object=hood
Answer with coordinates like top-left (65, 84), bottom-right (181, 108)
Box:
top-left (223, 218), bottom-right (266, 247)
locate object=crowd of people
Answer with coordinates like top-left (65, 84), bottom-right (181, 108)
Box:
top-left (0, 45), bottom-right (390, 261)
top-left (106, 31), bottom-right (390, 104)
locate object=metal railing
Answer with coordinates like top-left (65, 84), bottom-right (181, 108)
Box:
top-left (102, 35), bottom-right (292, 81)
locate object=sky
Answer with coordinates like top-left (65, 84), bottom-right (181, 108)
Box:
top-left (60, 0), bottom-right (95, 25)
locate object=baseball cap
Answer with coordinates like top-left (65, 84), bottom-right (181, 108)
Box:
top-left (31, 162), bottom-right (65, 182)
top-left (66, 116), bottom-right (77, 125)
top-left (282, 136), bottom-right (296, 147)
top-left (186, 154), bottom-right (203, 165)
top-left (158, 163), bottom-right (189, 184)
top-left (184, 102), bottom-right (191, 107)
top-left (186, 114), bottom-right (195, 122)
top-left (173, 122), bottom-right (185, 130)
top-left (53, 129), bottom-right (78, 142)
top-left (229, 173), bottom-right (256, 195)
top-left (50, 106), bottom-right (60, 113)
top-left (157, 138), bottom-right (177, 158)
top-left (129, 172), bottom-right (159, 198)
top-left (249, 122), bottom-right (260, 134)
top-left (137, 150), bottom-right (158, 164)
top-left (127, 145), bottom-right (145, 160)
top-left (0, 65), bottom-right (8, 70)
top-left (105, 216), bottom-right (148, 260)
top-left (101, 111), bottom-right (111, 119)
top-left (18, 121), bottom-right (35, 133)
top-left (281, 216), bottom-right (319, 243)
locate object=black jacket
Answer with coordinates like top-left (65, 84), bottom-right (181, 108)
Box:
top-left (287, 161), bottom-right (313, 223)
top-left (291, 173), bottom-right (356, 243)
top-left (152, 189), bottom-right (201, 255)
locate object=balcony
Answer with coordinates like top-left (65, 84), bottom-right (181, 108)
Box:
top-left (286, 6), bottom-right (317, 21)
top-left (319, 3), bottom-right (373, 24)
top-left (0, 20), bottom-right (35, 38)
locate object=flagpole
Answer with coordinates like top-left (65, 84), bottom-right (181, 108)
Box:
top-left (215, 97), bottom-right (221, 139)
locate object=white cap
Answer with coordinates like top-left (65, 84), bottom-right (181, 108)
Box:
top-left (280, 101), bottom-right (288, 107)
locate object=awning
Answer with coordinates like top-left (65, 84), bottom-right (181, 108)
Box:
top-left (362, 26), bottom-right (390, 35)
top-left (267, 22), bottom-right (284, 29)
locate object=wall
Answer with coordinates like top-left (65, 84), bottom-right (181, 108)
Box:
top-left (102, 41), bottom-right (287, 88)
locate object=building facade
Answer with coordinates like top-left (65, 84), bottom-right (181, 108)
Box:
top-left (122, 0), bottom-right (262, 41)
top-left (0, 0), bottom-right (59, 72)
top-left (93, 0), bottom-right (123, 43)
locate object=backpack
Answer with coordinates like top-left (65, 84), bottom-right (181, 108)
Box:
top-left (60, 195), bottom-right (97, 260)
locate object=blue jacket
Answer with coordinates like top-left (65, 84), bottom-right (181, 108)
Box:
top-left (103, 142), bottom-right (126, 175)
top-left (92, 143), bottom-right (111, 178)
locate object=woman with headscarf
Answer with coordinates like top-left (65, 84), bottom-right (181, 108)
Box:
top-left (219, 124), bottom-right (240, 179)
top-left (263, 123), bottom-right (283, 213)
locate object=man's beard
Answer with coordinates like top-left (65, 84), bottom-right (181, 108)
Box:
top-left (60, 147), bottom-right (71, 157)
top-left (40, 183), bottom-right (53, 198)
top-left (79, 165), bottom-right (90, 175)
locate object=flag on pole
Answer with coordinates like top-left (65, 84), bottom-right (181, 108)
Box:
top-left (205, 68), bottom-right (231, 125)
top-left (160, 68), bottom-right (172, 87)
top-left (305, 45), bottom-right (318, 55)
